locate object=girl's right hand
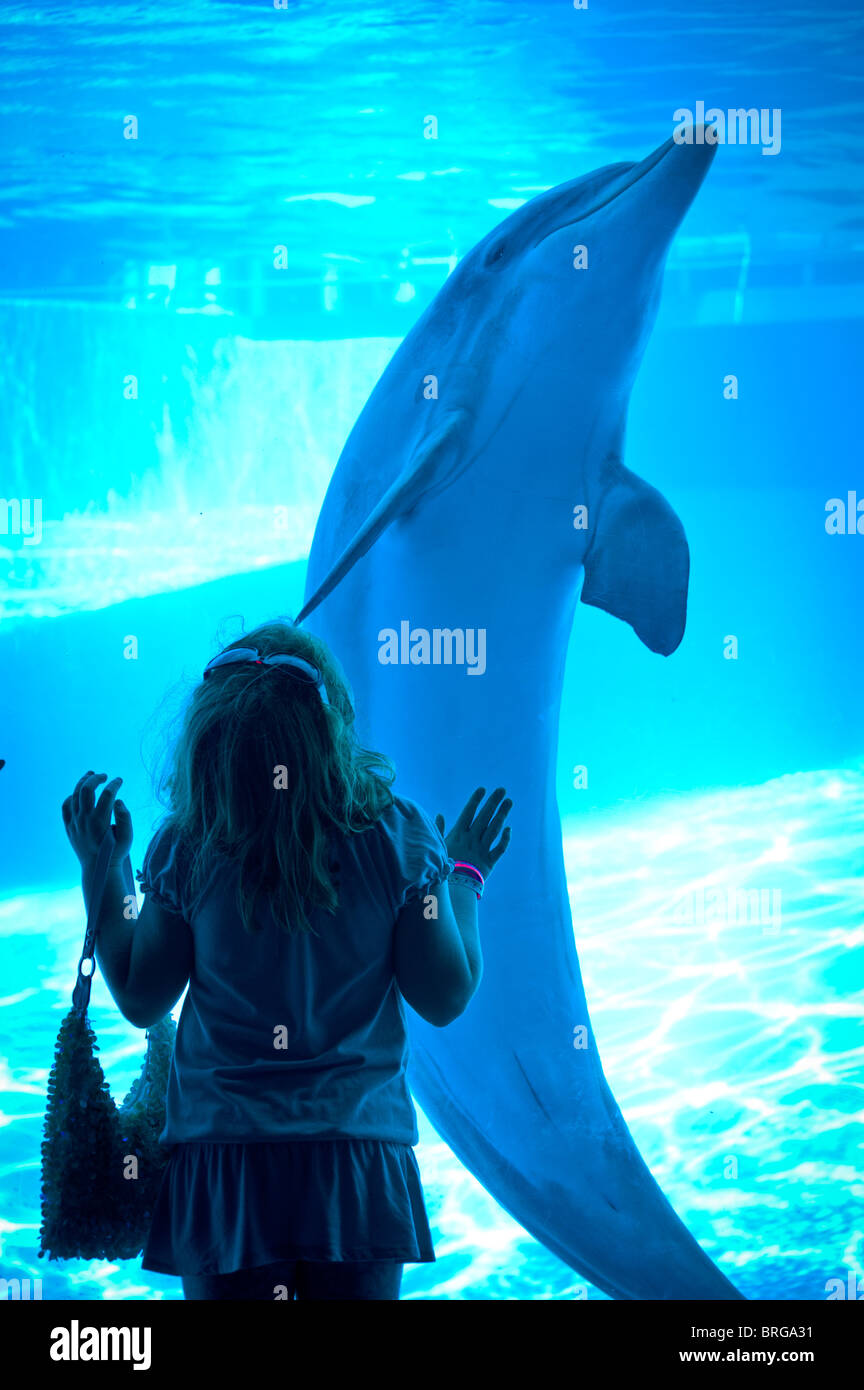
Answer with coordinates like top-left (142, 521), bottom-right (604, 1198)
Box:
top-left (435, 787), bottom-right (512, 880)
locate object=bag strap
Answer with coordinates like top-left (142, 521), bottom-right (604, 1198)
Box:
top-left (72, 833), bottom-right (137, 1016)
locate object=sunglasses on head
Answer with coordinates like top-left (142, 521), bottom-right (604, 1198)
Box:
top-left (202, 647), bottom-right (330, 705)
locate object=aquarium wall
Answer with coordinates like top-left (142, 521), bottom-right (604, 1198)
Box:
top-left (1, 0), bottom-right (862, 1305)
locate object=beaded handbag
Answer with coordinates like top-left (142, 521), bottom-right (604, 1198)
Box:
top-left (39, 831), bottom-right (176, 1261)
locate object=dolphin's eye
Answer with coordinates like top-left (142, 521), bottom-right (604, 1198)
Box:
top-left (485, 242), bottom-right (506, 267)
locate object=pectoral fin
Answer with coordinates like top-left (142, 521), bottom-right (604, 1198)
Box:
top-left (580, 463), bottom-right (689, 655)
top-left (296, 411), bottom-right (469, 624)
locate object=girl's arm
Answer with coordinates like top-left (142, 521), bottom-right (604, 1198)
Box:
top-left (82, 858), bottom-right (138, 1010)
top-left (64, 771), bottom-right (192, 1028)
top-left (447, 876), bottom-right (482, 986)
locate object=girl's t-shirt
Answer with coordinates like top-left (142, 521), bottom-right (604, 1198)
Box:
top-left (137, 794), bottom-right (455, 1148)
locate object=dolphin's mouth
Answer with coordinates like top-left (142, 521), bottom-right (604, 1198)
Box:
top-left (532, 132), bottom-right (679, 248)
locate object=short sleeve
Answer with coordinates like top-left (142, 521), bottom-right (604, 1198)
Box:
top-left (136, 820), bottom-right (185, 916)
top-left (384, 796), bottom-right (455, 912)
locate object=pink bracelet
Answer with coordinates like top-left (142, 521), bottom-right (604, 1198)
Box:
top-left (453, 861), bottom-right (484, 886)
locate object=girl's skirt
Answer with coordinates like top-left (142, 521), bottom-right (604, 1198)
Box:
top-left (140, 1137), bottom-right (436, 1276)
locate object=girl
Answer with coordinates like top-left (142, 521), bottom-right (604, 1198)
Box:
top-left (61, 618), bottom-right (512, 1301)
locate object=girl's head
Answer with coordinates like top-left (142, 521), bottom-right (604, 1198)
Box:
top-left (157, 618), bottom-right (395, 934)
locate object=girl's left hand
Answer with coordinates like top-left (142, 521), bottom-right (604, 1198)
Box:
top-left (62, 771), bottom-right (133, 869)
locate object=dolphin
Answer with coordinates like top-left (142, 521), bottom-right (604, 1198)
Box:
top-left (295, 129), bottom-right (743, 1299)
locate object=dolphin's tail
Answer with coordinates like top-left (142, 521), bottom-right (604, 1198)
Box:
top-left (408, 1022), bottom-right (745, 1300)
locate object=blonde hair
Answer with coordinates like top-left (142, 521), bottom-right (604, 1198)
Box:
top-left (156, 618), bottom-right (395, 934)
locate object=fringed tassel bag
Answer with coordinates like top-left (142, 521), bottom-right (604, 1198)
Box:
top-left (39, 831), bottom-right (177, 1261)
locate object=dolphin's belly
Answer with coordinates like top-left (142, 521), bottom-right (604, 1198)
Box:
top-left (308, 500), bottom-right (599, 1094)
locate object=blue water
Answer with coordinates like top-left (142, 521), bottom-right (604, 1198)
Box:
top-left (1, 0), bottom-right (863, 1300)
